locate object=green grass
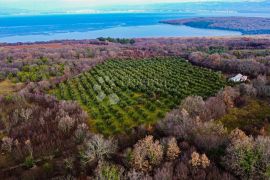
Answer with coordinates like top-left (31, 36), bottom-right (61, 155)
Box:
top-left (51, 57), bottom-right (227, 135)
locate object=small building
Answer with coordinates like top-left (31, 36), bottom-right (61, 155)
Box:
top-left (229, 74), bottom-right (248, 82)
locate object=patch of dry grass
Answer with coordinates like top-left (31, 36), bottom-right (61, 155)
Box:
top-left (0, 80), bottom-right (23, 95)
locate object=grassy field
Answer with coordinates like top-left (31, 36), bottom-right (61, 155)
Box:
top-left (51, 57), bottom-right (227, 135)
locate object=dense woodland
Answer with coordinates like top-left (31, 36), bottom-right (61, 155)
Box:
top-left (162, 17), bottom-right (270, 35)
top-left (0, 36), bottom-right (270, 179)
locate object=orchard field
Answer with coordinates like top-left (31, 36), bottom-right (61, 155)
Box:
top-left (52, 57), bottom-right (227, 135)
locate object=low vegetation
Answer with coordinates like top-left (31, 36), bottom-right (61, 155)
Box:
top-left (1, 37), bottom-right (270, 179)
top-left (52, 57), bottom-right (226, 135)
top-left (219, 99), bottom-right (270, 135)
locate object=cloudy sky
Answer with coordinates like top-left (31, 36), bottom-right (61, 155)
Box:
top-left (0, 0), bottom-right (264, 11)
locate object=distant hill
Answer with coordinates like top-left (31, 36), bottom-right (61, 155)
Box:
top-left (162, 17), bottom-right (270, 35)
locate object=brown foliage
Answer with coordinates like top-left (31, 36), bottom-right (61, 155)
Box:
top-left (131, 135), bottom-right (163, 172)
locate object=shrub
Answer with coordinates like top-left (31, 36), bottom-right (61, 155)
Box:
top-left (131, 135), bottom-right (163, 172)
top-left (223, 129), bottom-right (270, 179)
top-left (189, 51), bottom-right (206, 62)
top-left (204, 96), bottom-right (227, 120)
top-left (58, 115), bottom-right (75, 134)
top-left (223, 135), bottom-right (257, 178)
top-left (74, 123), bottom-right (88, 144)
top-left (25, 139), bottom-right (33, 158)
top-left (24, 155), bottom-right (35, 169)
top-left (153, 162), bottom-right (174, 180)
top-left (239, 83), bottom-right (257, 97)
top-left (157, 111), bottom-right (165, 118)
top-left (95, 162), bottom-right (124, 180)
top-left (217, 86), bottom-right (240, 109)
top-left (42, 162), bottom-right (54, 174)
top-left (252, 76), bottom-right (270, 97)
top-left (0, 94), bottom-right (88, 162)
top-left (190, 152), bottom-right (201, 168)
top-left (189, 151), bottom-right (210, 169)
top-left (81, 135), bottom-right (117, 165)
top-left (174, 162), bottom-right (189, 180)
top-left (125, 169), bottom-right (152, 180)
top-left (64, 157), bottom-right (74, 172)
top-left (254, 136), bottom-right (270, 179)
top-left (157, 109), bottom-right (196, 140)
top-left (1, 136), bottom-right (13, 153)
top-left (201, 154), bottom-right (211, 169)
top-left (165, 137), bottom-right (180, 160)
top-left (228, 128), bottom-right (248, 143)
top-left (180, 96), bottom-right (206, 119)
top-left (192, 121), bottom-right (228, 151)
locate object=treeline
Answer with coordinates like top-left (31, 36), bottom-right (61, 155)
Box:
top-left (162, 17), bottom-right (270, 35)
top-left (188, 51), bottom-right (270, 77)
top-left (97, 37), bottom-right (136, 44)
top-left (2, 37), bottom-right (270, 96)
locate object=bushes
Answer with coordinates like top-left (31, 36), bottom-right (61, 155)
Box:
top-left (1, 137), bottom-right (13, 153)
top-left (81, 134), bottom-right (117, 165)
top-left (157, 109), bottom-right (195, 140)
top-left (252, 75), bottom-right (270, 97)
top-left (131, 135), bottom-right (163, 172)
top-left (95, 162), bottom-right (124, 180)
top-left (192, 121), bottom-right (228, 151)
top-left (239, 83), bottom-right (257, 97)
top-left (153, 162), bottom-right (174, 180)
top-left (179, 96), bottom-right (206, 119)
top-left (15, 62), bottom-right (65, 83)
top-left (204, 96), bottom-right (227, 120)
top-left (24, 155), bottom-right (35, 169)
top-left (188, 51), bottom-right (268, 77)
top-left (218, 99), bottom-right (270, 134)
top-left (0, 94), bottom-right (88, 163)
top-left (255, 136), bottom-right (270, 178)
top-left (97, 37), bottom-right (136, 44)
top-left (158, 107), bottom-right (228, 152)
top-left (125, 169), bottom-right (152, 180)
top-left (58, 114), bottom-right (75, 134)
top-left (165, 137), bottom-right (180, 160)
top-left (223, 129), bottom-right (270, 179)
top-left (74, 123), bottom-right (88, 144)
top-left (189, 152), bottom-right (210, 169)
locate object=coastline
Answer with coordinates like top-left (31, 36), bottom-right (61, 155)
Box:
top-left (161, 16), bottom-right (270, 35)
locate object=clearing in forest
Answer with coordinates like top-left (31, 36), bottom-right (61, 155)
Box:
top-left (51, 57), bottom-right (227, 135)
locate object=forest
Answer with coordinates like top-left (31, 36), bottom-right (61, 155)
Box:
top-left (162, 17), bottom-right (270, 35)
top-left (0, 36), bottom-right (270, 179)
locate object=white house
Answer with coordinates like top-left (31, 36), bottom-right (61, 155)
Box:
top-left (229, 74), bottom-right (248, 82)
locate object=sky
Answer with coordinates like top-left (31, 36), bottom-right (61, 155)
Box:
top-left (0, 0), bottom-right (262, 7)
top-left (0, 0), bottom-right (265, 12)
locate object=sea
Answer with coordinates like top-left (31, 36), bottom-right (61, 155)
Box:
top-left (0, 12), bottom-right (268, 43)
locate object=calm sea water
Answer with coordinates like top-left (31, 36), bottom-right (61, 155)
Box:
top-left (0, 13), bottom-right (244, 43)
